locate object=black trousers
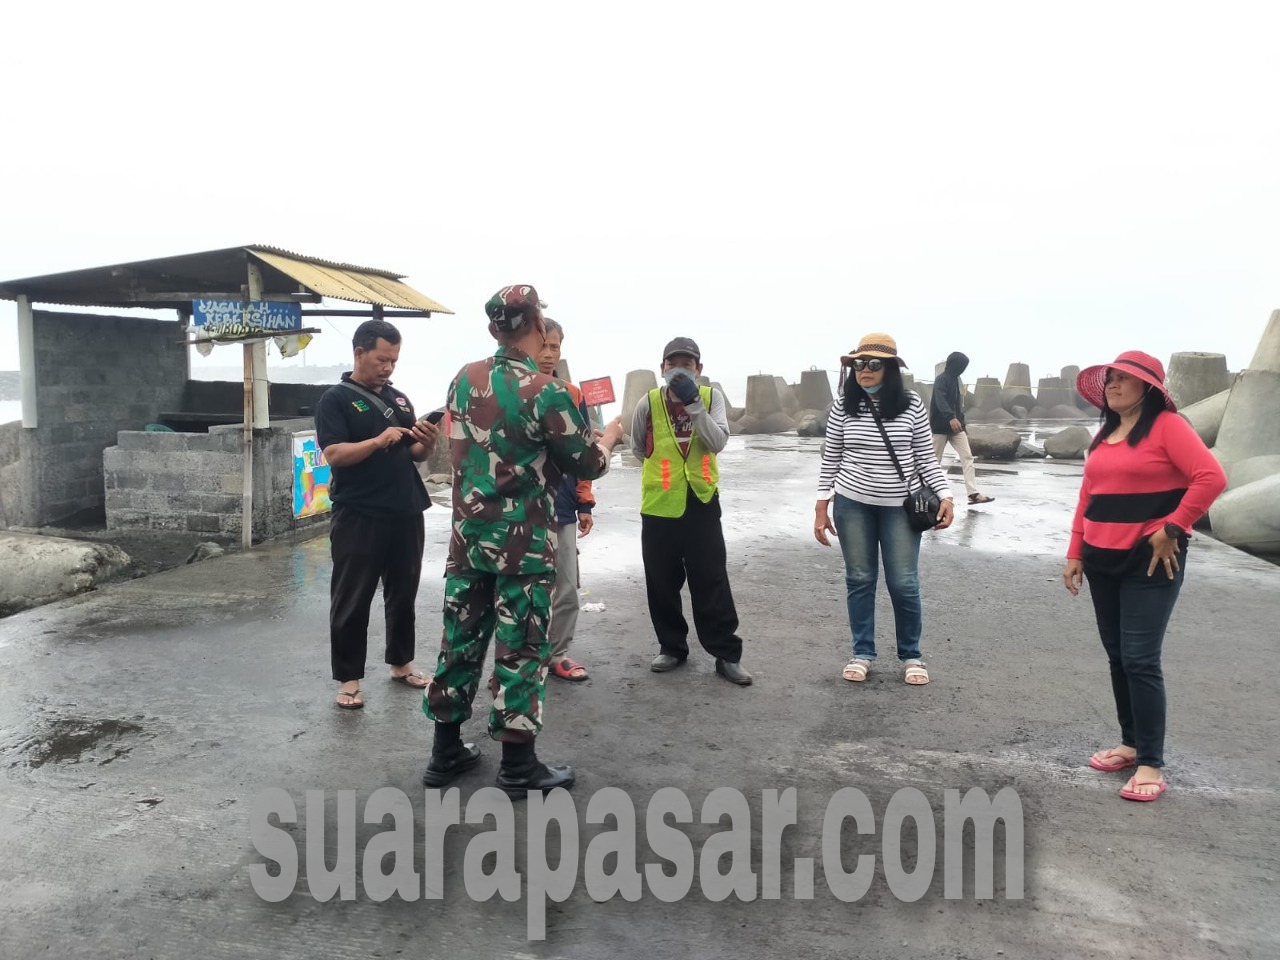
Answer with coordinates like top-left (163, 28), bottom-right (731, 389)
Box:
top-left (640, 491), bottom-right (743, 663)
top-left (329, 507), bottom-right (425, 682)
top-left (1084, 545), bottom-right (1187, 769)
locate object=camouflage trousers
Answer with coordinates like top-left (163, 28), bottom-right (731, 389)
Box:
top-left (423, 568), bottom-right (555, 743)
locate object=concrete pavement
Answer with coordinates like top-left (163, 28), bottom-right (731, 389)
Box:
top-left (2, 437), bottom-right (1278, 959)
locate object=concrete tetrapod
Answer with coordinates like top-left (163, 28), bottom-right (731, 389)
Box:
top-left (967, 406), bottom-right (1016, 423)
top-left (1179, 388), bottom-right (1231, 448)
top-left (1209, 473), bottom-right (1280, 556)
top-left (621, 369), bottom-right (659, 433)
top-left (798, 370), bottom-right (833, 410)
top-left (1061, 365), bottom-right (1088, 409)
top-left (901, 373), bottom-right (932, 409)
top-left (1035, 377), bottom-right (1074, 410)
top-left (1224, 455), bottom-right (1280, 492)
top-left (744, 375), bottom-right (783, 418)
top-left (1214, 309), bottom-right (1280, 470)
top-left (971, 377), bottom-right (1004, 411)
top-left (773, 377), bottom-right (800, 415)
top-left (1166, 352), bottom-right (1232, 410)
top-left (1002, 363), bottom-right (1035, 413)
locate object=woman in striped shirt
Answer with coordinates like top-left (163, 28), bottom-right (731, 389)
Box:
top-left (1063, 351), bottom-right (1227, 803)
top-left (814, 333), bottom-right (954, 685)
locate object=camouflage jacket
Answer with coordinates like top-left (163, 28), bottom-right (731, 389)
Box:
top-left (447, 345), bottom-right (611, 575)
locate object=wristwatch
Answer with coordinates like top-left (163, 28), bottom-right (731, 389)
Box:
top-left (1163, 522), bottom-right (1184, 539)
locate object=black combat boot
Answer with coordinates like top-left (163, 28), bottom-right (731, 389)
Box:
top-left (421, 722), bottom-right (482, 787)
top-left (495, 740), bottom-right (575, 800)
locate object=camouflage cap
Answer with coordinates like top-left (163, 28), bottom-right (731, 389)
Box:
top-left (485, 284), bottom-right (546, 332)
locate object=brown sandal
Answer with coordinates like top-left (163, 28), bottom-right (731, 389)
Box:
top-left (390, 670), bottom-right (429, 689)
top-left (336, 688), bottom-right (364, 710)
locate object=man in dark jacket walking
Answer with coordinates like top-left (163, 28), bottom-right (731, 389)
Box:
top-left (929, 351), bottom-right (995, 506)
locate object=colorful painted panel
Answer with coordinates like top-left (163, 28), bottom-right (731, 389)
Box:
top-left (292, 431), bottom-right (332, 518)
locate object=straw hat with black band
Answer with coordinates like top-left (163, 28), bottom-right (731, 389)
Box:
top-left (842, 333), bottom-right (908, 368)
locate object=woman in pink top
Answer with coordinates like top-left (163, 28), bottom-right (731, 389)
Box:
top-left (1063, 351), bottom-right (1227, 803)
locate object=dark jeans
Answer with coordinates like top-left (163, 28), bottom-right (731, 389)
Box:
top-left (1085, 544), bottom-right (1187, 769)
top-left (329, 507), bottom-right (425, 682)
top-left (640, 491), bottom-right (744, 663)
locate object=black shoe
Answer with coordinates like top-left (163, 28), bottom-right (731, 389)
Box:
top-left (496, 761), bottom-right (576, 800)
top-left (496, 741), bottom-right (575, 799)
top-left (421, 742), bottom-right (482, 787)
top-left (650, 653), bottom-right (685, 672)
top-left (715, 659), bottom-right (753, 686)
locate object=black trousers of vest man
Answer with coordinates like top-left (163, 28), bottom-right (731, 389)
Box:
top-left (640, 489), bottom-right (744, 663)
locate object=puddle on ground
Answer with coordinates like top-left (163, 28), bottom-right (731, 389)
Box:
top-left (6, 717), bottom-right (153, 769)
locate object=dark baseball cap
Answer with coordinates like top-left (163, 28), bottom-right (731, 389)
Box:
top-left (662, 336), bottom-right (701, 362)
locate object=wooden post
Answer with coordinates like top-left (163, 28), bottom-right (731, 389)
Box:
top-left (239, 261), bottom-right (271, 550)
top-left (247, 263), bottom-right (269, 429)
top-left (241, 340), bottom-right (254, 549)
top-left (17, 295), bottom-right (37, 429)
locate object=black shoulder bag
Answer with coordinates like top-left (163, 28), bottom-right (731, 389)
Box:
top-left (867, 400), bottom-right (942, 533)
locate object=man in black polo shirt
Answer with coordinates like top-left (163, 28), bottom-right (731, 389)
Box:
top-left (314, 319), bottom-right (440, 709)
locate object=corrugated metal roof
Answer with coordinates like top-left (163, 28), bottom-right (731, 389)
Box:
top-left (249, 248), bottom-right (452, 313)
top-left (246, 245), bottom-right (405, 278)
top-left (0, 244), bottom-right (454, 314)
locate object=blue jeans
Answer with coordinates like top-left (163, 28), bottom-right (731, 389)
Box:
top-left (832, 494), bottom-right (923, 661)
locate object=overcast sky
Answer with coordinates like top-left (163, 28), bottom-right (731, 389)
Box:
top-left (2, 1), bottom-right (1278, 409)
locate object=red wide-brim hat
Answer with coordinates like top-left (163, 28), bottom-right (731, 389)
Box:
top-left (1076, 350), bottom-right (1176, 412)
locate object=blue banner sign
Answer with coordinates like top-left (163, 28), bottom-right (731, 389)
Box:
top-left (192, 299), bottom-right (302, 337)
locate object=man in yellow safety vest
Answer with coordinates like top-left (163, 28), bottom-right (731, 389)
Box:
top-left (629, 337), bottom-right (752, 686)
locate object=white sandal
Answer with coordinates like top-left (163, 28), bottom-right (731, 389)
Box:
top-left (842, 658), bottom-right (870, 682)
top-left (904, 660), bottom-right (929, 685)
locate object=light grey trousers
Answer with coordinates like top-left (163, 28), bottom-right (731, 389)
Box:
top-left (932, 431), bottom-right (979, 497)
top-left (548, 521), bottom-right (580, 661)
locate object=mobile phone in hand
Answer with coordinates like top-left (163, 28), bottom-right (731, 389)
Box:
top-left (422, 408), bottom-right (446, 425)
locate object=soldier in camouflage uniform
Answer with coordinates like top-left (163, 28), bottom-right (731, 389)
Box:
top-left (421, 284), bottom-right (626, 798)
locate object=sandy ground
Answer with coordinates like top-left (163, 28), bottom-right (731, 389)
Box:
top-left (1, 435), bottom-right (1277, 959)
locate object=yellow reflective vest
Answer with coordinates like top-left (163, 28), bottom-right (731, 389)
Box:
top-left (641, 386), bottom-right (720, 517)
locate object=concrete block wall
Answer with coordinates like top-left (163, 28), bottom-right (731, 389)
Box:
top-left (23, 311), bottom-right (187, 526)
top-left (105, 419), bottom-right (327, 542)
top-left (0, 422), bottom-right (36, 529)
top-left (255, 418), bottom-right (326, 541)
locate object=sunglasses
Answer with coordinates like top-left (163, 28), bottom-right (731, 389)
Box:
top-left (847, 358), bottom-right (885, 372)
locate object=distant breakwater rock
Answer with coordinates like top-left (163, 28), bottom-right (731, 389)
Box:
top-left (617, 347), bottom-right (1245, 444)
top-left (0, 370), bottom-right (19, 401)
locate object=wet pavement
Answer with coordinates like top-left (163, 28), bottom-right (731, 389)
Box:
top-left (2, 435), bottom-right (1278, 959)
